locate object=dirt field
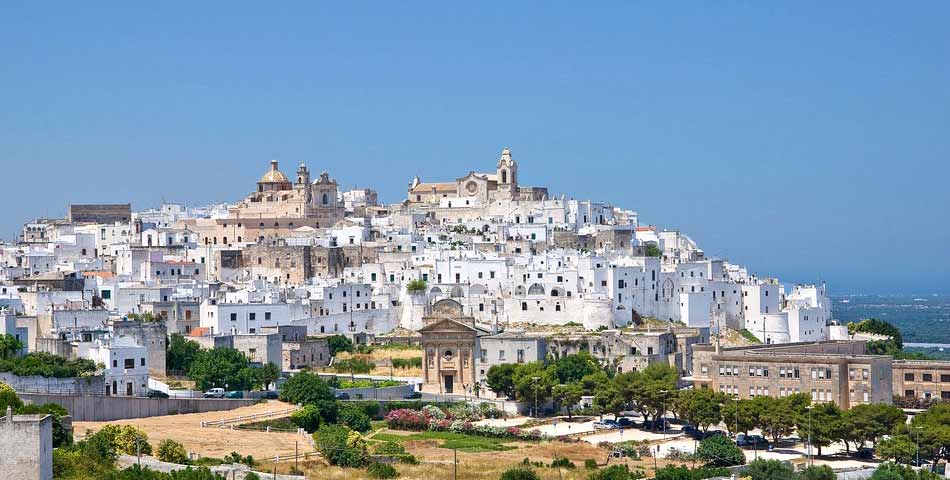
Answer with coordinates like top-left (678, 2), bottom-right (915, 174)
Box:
top-left (74, 400), bottom-right (309, 460)
top-left (259, 426), bottom-right (687, 480)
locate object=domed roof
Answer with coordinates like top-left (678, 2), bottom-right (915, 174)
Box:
top-left (259, 160), bottom-right (290, 184)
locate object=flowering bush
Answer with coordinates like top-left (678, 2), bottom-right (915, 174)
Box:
top-left (479, 402), bottom-right (505, 419)
top-left (384, 406), bottom-right (543, 441)
top-left (384, 409), bottom-right (429, 431)
top-left (448, 402), bottom-right (480, 421)
top-left (421, 404), bottom-right (446, 420)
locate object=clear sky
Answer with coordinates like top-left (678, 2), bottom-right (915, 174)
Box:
top-left (1, 2), bottom-right (948, 295)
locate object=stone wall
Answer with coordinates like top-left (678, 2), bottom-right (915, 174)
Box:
top-left (17, 393), bottom-right (257, 421)
top-left (67, 204), bottom-right (131, 223)
top-left (1, 372), bottom-right (105, 395)
top-left (0, 411), bottom-right (53, 480)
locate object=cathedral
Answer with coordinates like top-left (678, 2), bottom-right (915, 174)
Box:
top-left (229, 160), bottom-right (344, 226)
top-left (406, 148), bottom-right (548, 205)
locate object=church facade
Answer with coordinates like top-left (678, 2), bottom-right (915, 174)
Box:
top-left (406, 148), bottom-right (548, 206)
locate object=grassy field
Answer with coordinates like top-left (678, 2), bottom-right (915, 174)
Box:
top-left (371, 430), bottom-right (517, 453)
top-left (333, 345), bottom-right (424, 377)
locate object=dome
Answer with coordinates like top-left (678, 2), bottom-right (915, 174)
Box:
top-left (259, 160), bottom-right (290, 184)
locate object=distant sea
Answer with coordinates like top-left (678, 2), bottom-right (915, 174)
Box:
top-left (831, 294), bottom-right (950, 359)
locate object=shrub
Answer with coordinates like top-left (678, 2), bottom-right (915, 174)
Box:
top-left (223, 451), bottom-right (255, 466)
top-left (334, 358), bottom-right (375, 374)
top-left (291, 404), bottom-right (322, 433)
top-left (799, 465), bottom-right (836, 480)
top-left (391, 357), bottom-right (423, 369)
top-left (588, 465), bottom-right (645, 480)
top-left (385, 409), bottom-right (429, 430)
top-left (421, 404), bottom-right (446, 420)
top-left (696, 434), bottom-right (744, 467)
top-left (653, 465), bottom-right (731, 480)
top-left (374, 442), bottom-right (407, 455)
top-left (245, 473), bottom-right (260, 480)
top-left (739, 459), bottom-right (794, 480)
top-left (0, 382), bottom-right (23, 412)
top-left (315, 425), bottom-right (367, 467)
top-left (479, 402), bottom-right (505, 419)
top-left (340, 404), bottom-right (372, 433)
top-left (157, 439), bottom-right (189, 464)
top-left (327, 335), bottom-right (354, 356)
top-left (499, 468), bottom-right (540, 480)
top-left (550, 457), bottom-right (575, 469)
top-left (585, 459), bottom-right (599, 470)
top-left (367, 462), bottom-right (399, 479)
top-left (406, 279), bottom-right (427, 293)
top-left (99, 425), bottom-right (152, 456)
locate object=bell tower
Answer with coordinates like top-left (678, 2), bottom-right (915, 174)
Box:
top-left (496, 147), bottom-right (518, 198)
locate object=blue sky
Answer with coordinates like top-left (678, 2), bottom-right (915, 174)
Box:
top-left (1, 2), bottom-right (948, 294)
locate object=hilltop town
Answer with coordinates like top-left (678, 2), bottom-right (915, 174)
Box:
top-left (1, 149), bottom-right (947, 479)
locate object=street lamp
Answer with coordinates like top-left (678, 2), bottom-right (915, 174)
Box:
top-left (914, 426), bottom-right (923, 467)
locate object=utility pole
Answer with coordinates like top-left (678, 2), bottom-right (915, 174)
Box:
top-left (295, 440), bottom-right (298, 473)
top-left (453, 448), bottom-right (458, 480)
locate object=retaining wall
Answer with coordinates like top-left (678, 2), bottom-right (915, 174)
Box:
top-left (18, 393), bottom-right (258, 422)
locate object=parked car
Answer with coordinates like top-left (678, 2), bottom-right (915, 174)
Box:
top-left (203, 388), bottom-right (225, 398)
top-left (854, 447), bottom-right (874, 459)
top-left (261, 390), bottom-right (279, 399)
top-left (593, 420), bottom-right (619, 430)
top-left (335, 392), bottom-right (350, 400)
top-left (641, 419), bottom-right (670, 431)
top-left (403, 391), bottom-right (422, 399)
top-left (224, 390), bottom-right (244, 399)
top-left (616, 417), bottom-right (634, 428)
top-left (736, 434), bottom-right (769, 448)
top-left (146, 389), bottom-right (169, 399)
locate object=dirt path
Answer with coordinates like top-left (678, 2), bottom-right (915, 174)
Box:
top-left (74, 400), bottom-right (311, 460)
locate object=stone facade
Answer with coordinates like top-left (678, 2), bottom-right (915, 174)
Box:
top-left (419, 299), bottom-right (488, 395)
top-left (111, 319), bottom-right (168, 378)
top-left (691, 341), bottom-right (893, 410)
top-left (891, 359), bottom-right (950, 401)
top-left (0, 408), bottom-right (53, 480)
top-left (67, 204), bottom-right (131, 224)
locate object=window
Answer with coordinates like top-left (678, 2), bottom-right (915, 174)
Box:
top-left (521, 302), bottom-right (527, 311)
top-left (923, 373), bottom-right (933, 382)
top-left (113, 360), bottom-right (118, 368)
top-left (249, 313), bottom-right (256, 320)
top-left (230, 313), bottom-right (237, 321)
top-left (905, 389), bottom-right (915, 397)
top-left (905, 373), bottom-right (915, 381)
top-left (124, 358), bottom-right (135, 369)
top-left (265, 312), bottom-right (271, 320)
top-left (499, 350), bottom-right (506, 360)
top-left (942, 374), bottom-right (950, 383)
top-left (141, 358), bottom-right (145, 366)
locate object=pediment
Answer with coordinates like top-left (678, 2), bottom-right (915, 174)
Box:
top-left (419, 317), bottom-right (476, 334)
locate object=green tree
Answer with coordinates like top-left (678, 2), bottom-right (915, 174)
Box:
top-left (723, 398), bottom-right (756, 436)
top-left (0, 334), bottom-right (24, 360)
top-left (870, 462), bottom-right (942, 480)
top-left (291, 404), bottom-right (322, 433)
top-left (486, 363), bottom-right (518, 399)
top-left (740, 458), bottom-right (794, 480)
top-left (279, 372), bottom-right (338, 423)
top-left (166, 333), bottom-right (201, 374)
top-left (157, 439), bottom-right (189, 464)
top-left (618, 363), bottom-right (678, 429)
top-left (678, 389), bottom-right (724, 433)
top-left (552, 383), bottom-right (583, 419)
top-left (839, 403), bottom-right (905, 453)
top-left (187, 348), bottom-right (251, 391)
top-left (593, 383), bottom-right (626, 418)
top-left (877, 436), bottom-right (917, 465)
top-left (257, 362), bottom-right (281, 390)
top-left (553, 352), bottom-right (598, 384)
top-left (367, 462), bottom-right (399, 479)
top-left (327, 335), bottom-right (354, 356)
top-left (886, 403), bottom-right (950, 470)
top-left (796, 402), bottom-right (842, 456)
top-left (512, 362), bottom-right (557, 411)
top-left (754, 396), bottom-right (797, 443)
top-left (696, 434), bottom-right (745, 467)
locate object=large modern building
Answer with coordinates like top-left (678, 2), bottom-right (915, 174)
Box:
top-left (691, 340), bottom-right (893, 409)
